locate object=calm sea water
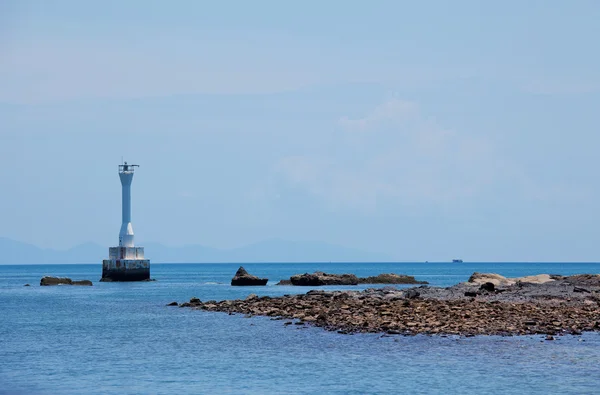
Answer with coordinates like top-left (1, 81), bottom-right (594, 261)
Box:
top-left (1, 262), bottom-right (599, 394)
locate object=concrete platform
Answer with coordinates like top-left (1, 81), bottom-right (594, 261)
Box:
top-left (101, 259), bottom-right (150, 282)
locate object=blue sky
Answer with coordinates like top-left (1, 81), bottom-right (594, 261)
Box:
top-left (1, 1), bottom-right (599, 261)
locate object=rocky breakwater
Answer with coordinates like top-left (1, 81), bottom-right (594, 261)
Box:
top-left (40, 276), bottom-right (93, 286)
top-left (277, 271), bottom-right (428, 286)
top-left (181, 273), bottom-right (600, 337)
top-left (231, 267), bottom-right (268, 286)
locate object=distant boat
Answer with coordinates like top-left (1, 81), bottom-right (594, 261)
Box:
top-left (452, 259), bottom-right (463, 263)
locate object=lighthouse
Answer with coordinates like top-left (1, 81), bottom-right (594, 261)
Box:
top-left (101, 162), bottom-right (151, 282)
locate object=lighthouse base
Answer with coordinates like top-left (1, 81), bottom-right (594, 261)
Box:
top-left (100, 259), bottom-right (150, 282)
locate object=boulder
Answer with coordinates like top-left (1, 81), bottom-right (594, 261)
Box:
top-left (467, 273), bottom-right (511, 286)
top-left (404, 289), bottom-right (421, 299)
top-left (289, 271), bottom-right (359, 286)
top-left (40, 276), bottom-right (93, 286)
top-left (479, 282), bottom-right (495, 292)
top-left (231, 267), bottom-right (268, 286)
top-left (467, 272), bottom-right (554, 287)
top-left (358, 273), bottom-right (428, 285)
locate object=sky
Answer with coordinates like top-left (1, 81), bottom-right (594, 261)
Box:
top-left (1, 0), bottom-right (599, 261)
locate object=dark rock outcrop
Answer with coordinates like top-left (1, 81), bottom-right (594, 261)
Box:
top-left (278, 272), bottom-right (427, 286)
top-left (24, 284), bottom-right (30, 287)
top-left (231, 267), bottom-right (268, 286)
top-left (40, 276), bottom-right (93, 286)
top-left (166, 301), bottom-right (178, 306)
top-left (358, 273), bottom-right (428, 285)
top-left (289, 272), bottom-right (359, 286)
top-left (72, 280), bottom-right (93, 286)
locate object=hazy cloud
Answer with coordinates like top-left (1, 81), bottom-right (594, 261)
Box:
top-left (275, 98), bottom-right (561, 212)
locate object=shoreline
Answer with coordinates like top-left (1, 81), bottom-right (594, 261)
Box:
top-left (179, 274), bottom-right (600, 337)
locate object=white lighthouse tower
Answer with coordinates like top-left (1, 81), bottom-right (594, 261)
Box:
top-left (101, 162), bottom-right (150, 282)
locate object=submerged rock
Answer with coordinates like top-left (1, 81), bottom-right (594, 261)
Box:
top-left (231, 267), bottom-right (268, 286)
top-left (166, 301), bottom-right (178, 306)
top-left (40, 276), bottom-right (93, 286)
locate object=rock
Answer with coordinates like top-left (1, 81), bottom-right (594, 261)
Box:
top-left (40, 276), bottom-right (92, 286)
top-left (546, 335), bottom-right (555, 341)
top-left (468, 272), bottom-right (508, 286)
top-left (24, 284), bottom-right (30, 287)
top-left (479, 282), bottom-right (495, 292)
top-left (72, 280), bottom-right (93, 286)
top-left (516, 274), bottom-right (554, 284)
top-left (404, 289), bottom-right (420, 299)
top-left (189, 297), bottom-right (201, 305)
top-left (246, 293), bottom-right (258, 301)
top-left (573, 287), bottom-right (591, 293)
top-left (564, 274), bottom-right (600, 286)
top-left (467, 272), bottom-right (555, 286)
top-left (178, 278), bottom-right (600, 337)
top-left (231, 266), bottom-right (268, 286)
top-left (166, 301), bottom-right (178, 306)
top-left (281, 272), bottom-right (427, 286)
top-left (358, 273), bottom-right (428, 285)
top-left (289, 272), bottom-right (359, 286)
top-left (40, 276), bottom-right (72, 286)
top-left (464, 291), bottom-right (478, 297)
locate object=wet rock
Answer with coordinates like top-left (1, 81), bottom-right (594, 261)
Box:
top-left (166, 301), bottom-right (178, 306)
top-left (231, 267), bottom-right (268, 286)
top-left (404, 289), bottom-right (421, 299)
top-left (24, 284), bottom-right (30, 287)
top-left (276, 279), bottom-right (292, 285)
top-left (479, 282), bottom-right (495, 292)
top-left (40, 276), bottom-right (92, 286)
top-left (546, 335), bottom-right (555, 341)
top-left (246, 293), bottom-right (258, 301)
top-left (464, 291), bottom-right (478, 297)
top-left (189, 297), bottom-right (201, 305)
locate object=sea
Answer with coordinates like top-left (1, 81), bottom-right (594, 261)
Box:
top-left (1, 262), bottom-right (599, 395)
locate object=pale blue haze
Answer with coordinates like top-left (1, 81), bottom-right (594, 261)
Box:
top-left (1, 1), bottom-right (600, 261)
top-left (1, 262), bottom-right (600, 394)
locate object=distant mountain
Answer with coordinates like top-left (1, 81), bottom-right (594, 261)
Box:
top-left (0, 238), bottom-right (105, 264)
top-left (0, 237), bottom-right (394, 264)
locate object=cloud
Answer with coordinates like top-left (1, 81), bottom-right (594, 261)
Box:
top-left (522, 79), bottom-right (599, 95)
top-left (273, 98), bottom-right (553, 212)
top-left (338, 98), bottom-right (418, 130)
